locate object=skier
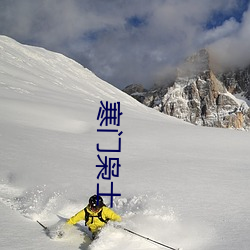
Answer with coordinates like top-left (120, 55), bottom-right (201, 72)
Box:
top-left (66, 195), bottom-right (121, 239)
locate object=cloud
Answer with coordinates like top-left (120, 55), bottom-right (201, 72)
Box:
top-left (200, 18), bottom-right (240, 45)
top-left (0, 0), bottom-right (249, 89)
top-left (209, 4), bottom-right (250, 69)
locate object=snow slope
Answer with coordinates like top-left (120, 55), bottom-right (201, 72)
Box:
top-left (0, 36), bottom-right (250, 250)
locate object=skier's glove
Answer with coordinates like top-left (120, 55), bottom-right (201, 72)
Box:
top-left (113, 223), bottom-right (123, 229)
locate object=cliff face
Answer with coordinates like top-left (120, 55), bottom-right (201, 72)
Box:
top-left (217, 66), bottom-right (250, 99)
top-left (123, 49), bottom-right (250, 130)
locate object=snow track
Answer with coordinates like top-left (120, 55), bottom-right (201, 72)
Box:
top-left (0, 182), bottom-right (207, 250)
top-left (0, 183), bottom-right (23, 206)
top-left (0, 180), bottom-right (182, 249)
top-left (0, 181), bottom-right (64, 221)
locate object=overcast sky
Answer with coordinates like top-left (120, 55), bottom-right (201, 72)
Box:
top-left (0, 0), bottom-right (249, 89)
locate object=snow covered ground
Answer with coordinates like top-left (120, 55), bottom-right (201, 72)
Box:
top-left (0, 35), bottom-right (250, 250)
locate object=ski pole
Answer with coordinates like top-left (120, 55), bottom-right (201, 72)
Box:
top-left (37, 220), bottom-right (48, 231)
top-left (122, 227), bottom-right (180, 250)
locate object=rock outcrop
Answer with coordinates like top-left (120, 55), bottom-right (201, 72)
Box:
top-left (123, 49), bottom-right (250, 130)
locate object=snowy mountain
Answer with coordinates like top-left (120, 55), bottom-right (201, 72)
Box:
top-left (217, 65), bottom-right (250, 100)
top-left (124, 49), bottom-right (250, 130)
top-left (0, 36), bottom-right (250, 250)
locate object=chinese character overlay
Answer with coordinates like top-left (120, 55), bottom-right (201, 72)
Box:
top-left (97, 101), bottom-right (123, 126)
top-left (96, 130), bottom-right (123, 152)
top-left (95, 101), bottom-right (122, 207)
top-left (96, 182), bottom-right (121, 207)
top-left (96, 154), bottom-right (121, 180)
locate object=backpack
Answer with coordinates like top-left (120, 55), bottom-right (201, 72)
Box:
top-left (84, 206), bottom-right (109, 226)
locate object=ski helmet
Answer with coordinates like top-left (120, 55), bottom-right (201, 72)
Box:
top-left (89, 195), bottom-right (104, 210)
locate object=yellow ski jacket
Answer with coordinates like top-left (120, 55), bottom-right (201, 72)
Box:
top-left (67, 206), bottom-right (121, 233)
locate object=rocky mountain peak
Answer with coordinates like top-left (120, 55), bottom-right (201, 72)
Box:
top-left (123, 49), bottom-right (250, 130)
top-left (177, 48), bottom-right (210, 78)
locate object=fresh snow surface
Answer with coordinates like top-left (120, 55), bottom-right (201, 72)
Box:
top-left (0, 35), bottom-right (250, 250)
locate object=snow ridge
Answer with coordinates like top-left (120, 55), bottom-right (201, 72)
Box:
top-left (1, 36), bottom-right (250, 250)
